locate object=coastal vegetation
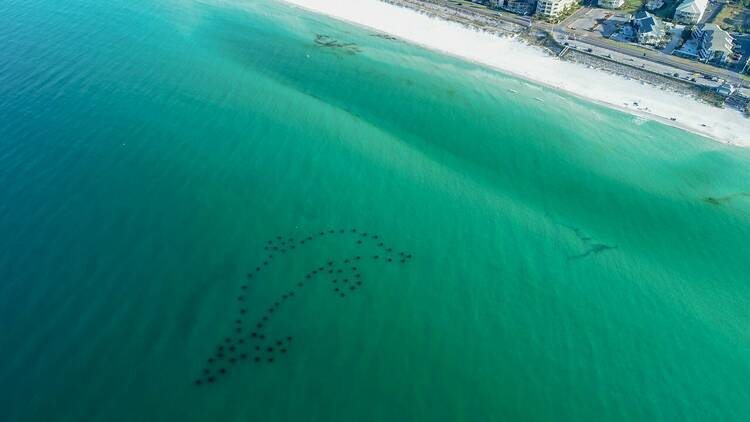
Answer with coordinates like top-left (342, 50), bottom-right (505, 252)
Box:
top-left (621, 0), bottom-right (647, 13)
top-left (714, 3), bottom-right (750, 33)
top-left (650, 0), bottom-right (680, 21)
top-left (680, 24), bottom-right (694, 43)
top-left (522, 28), bottom-right (565, 51)
top-left (696, 86), bottom-right (728, 107)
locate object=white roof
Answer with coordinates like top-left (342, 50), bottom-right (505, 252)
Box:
top-left (676, 0), bottom-right (708, 14)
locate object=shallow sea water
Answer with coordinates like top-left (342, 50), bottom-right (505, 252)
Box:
top-left (1, 0), bottom-right (750, 420)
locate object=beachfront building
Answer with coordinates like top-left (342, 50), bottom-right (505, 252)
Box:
top-left (631, 11), bottom-right (667, 47)
top-left (673, 0), bottom-right (708, 25)
top-left (491, 0), bottom-right (537, 15)
top-left (598, 0), bottom-right (624, 9)
top-left (694, 23), bottom-right (734, 64)
top-left (536, 0), bottom-right (576, 18)
top-left (645, 0), bottom-right (664, 11)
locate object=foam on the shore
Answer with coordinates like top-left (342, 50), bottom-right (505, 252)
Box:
top-left (280, 0), bottom-right (750, 147)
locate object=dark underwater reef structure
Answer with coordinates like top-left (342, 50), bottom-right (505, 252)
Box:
top-left (314, 34), bottom-right (363, 55)
top-left (544, 213), bottom-right (618, 261)
top-left (564, 224), bottom-right (617, 261)
top-left (703, 192), bottom-right (750, 206)
top-left (370, 32), bottom-right (398, 41)
top-left (194, 228), bottom-right (413, 386)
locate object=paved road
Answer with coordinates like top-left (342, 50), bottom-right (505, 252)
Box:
top-left (418, 0), bottom-right (749, 87)
top-left (554, 29), bottom-right (748, 87)
top-left (546, 7), bottom-right (749, 87)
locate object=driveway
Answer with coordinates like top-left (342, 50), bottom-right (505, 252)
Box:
top-left (662, 26), bottom-right (685, 54)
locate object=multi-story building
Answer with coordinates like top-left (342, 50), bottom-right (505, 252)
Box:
top-left (645, 0), bottom-right (664, 11)
top-left (536, 0), bottom-right (576, 18)
top-left (694, 23), bottom-right (734, 64)
top-left (491, 0), bottom-right (537, 15)
top-left (673, 0), bottom-right (708, 25)
top-left (598, 0), bottom-right (624, 9)
top-left (631, 11), bottom-right (667, 46)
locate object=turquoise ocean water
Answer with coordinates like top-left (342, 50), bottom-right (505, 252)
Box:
top-left (2, 0), bottom-right (750, 420)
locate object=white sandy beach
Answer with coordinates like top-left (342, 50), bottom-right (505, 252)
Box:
top-left (280, 0), bottom-right (750, 146)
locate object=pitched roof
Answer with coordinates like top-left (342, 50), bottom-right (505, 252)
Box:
top-left (676, 0), bottom-right (708, 14)
top-left (701, 24), bottom-right (733, 55)
top-left (633, 11), bottom-right (664, 36)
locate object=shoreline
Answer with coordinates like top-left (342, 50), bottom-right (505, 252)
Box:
top-left (277, 0), bottom-right (750, 147)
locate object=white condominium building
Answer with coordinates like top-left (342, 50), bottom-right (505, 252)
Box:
top-left (695, 23), bottom-right (734, 64)
top-left (674, 0), bottom-right (708, 25)
top-left (536, 0), bottom-right (576, 18)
